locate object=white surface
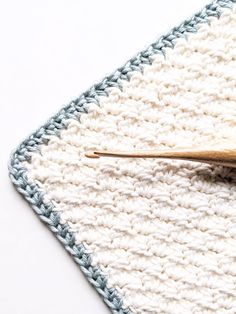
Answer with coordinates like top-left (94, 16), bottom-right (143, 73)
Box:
top-left (0, 1), bottom-right (208, 313)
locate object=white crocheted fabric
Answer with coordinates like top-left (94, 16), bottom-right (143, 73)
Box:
top-left (15, 3), bottom-right (236, 314)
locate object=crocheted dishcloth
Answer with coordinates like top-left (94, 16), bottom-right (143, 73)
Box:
top-left (9, 1), bottom-right (236, 313)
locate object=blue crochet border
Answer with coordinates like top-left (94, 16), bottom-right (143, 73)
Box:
top-left (9, 1), bottom-right (235, 313)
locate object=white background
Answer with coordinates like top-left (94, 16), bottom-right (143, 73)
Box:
top-left (0, 1), bottom-right (208, 313)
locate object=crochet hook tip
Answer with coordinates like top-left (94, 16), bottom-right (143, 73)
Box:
top-left (85, 151), bottom-right (135, 158)
top-left (85, 152), bottom-right (100, 159)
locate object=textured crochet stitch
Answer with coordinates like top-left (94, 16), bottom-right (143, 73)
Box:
top-left (9, 1), bottom-right (236, 313)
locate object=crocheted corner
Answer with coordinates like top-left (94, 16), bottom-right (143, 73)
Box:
top-left (9, 1), bottom-right (236, 313)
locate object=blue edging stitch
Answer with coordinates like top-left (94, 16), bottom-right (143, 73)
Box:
top-left (9, 1), bottom-right (236, 313)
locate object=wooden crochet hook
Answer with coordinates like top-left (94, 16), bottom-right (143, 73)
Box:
top-left (85, 146), bottom-right (236, 168)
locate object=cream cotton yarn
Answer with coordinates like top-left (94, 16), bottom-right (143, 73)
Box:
top-left (11, 2), bottom-right (236, 314)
